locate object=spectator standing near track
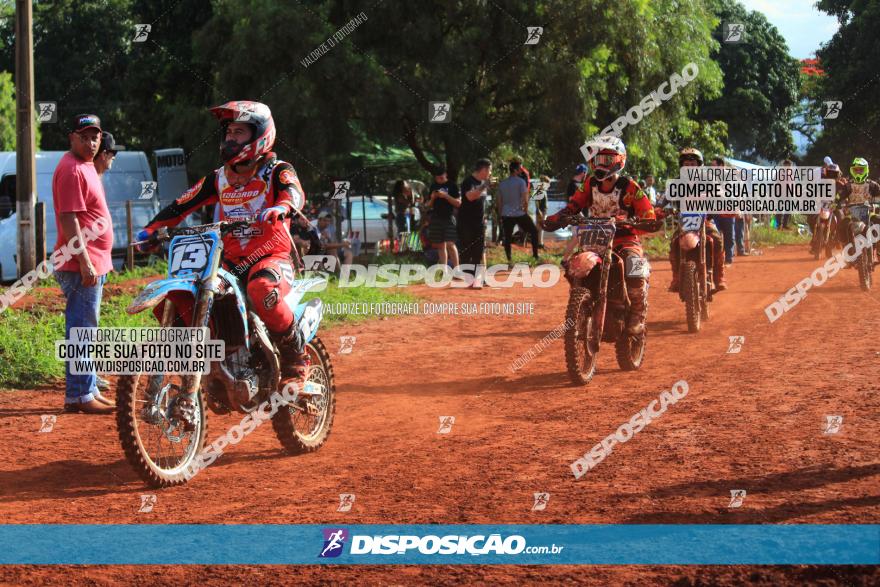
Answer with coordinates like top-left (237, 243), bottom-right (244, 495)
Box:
top-left (93, 132), bottom-right (124, 177)
top-left (312, 211), bottom-right (353, 266)
top-left (498, 161), bottom-right (539, 266)
top-left (291, 213), bottom-right (323, 257)
top-left (709, 156), bottom-right (736, 265)
top-left (458, 158), bottom-right (493, 288)
top-left (644, 174), bottom-right (657, 205)
top-left (426, 168), bottom-right (461, 268)
top-left (534, 174), bottom-right (550, 249)
top-left (392, 179), bottom-right (416, 233)
top-left (775, 159), bottom-right (795, 229)
top-left (53, 114), bottom-right (115, 414)
top-left (567, 164), bottom-right (588, 198)
top-left (90, 131), bottom-right (124, 393)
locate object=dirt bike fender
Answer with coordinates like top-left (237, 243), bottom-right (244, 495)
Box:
top-left (127, 276), bottom-right (199, 315)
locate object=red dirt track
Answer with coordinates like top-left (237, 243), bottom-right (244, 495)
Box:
top-left (2, 244), bottom-right (878, 585)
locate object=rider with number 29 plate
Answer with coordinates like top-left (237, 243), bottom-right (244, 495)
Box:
top-left (138, 101), bottom-right (310, 388)
top-left (543, 135), bottom-right (656, 335)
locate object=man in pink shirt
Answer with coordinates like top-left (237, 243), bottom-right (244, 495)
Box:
top-left (52, 114), bottom-right (115, 414)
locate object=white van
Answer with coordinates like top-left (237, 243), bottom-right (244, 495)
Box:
top-left (0, 151), bottom-right (162, 281)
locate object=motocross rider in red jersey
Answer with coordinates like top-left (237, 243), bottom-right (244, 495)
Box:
top-left (543, 135), bottom-right (657, 335)
top-left (138, 101), bottom-right (310, 390)
top-left (666, 147), bottom-right (727, 293)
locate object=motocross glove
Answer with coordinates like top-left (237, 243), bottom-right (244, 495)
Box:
top-left (135, 228), bottom-right (157, 253)
top-left (258, 205), bottom-right (289, 224)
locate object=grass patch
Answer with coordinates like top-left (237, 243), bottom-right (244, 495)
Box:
top-left (0, 264), bottom-right (418, 388)
top-left (303, 280), bottom-right (419, 326)
top-left (0, 289), bottom-right (154, 389)
top-left (105, 257), bottom-right (167, 284)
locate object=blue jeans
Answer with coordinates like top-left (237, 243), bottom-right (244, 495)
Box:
top-left (55, 270), bottom-right (106, 404)
top-left (713, 216), bottom-right (735, 264)
top-left (734, 217), bottom-right (745, 254)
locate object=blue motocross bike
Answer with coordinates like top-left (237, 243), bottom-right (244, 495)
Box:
top-left (116, 216), bottom-right (335, 487)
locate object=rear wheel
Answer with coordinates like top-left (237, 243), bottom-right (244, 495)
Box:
top-left (813, 230), bottom-right (824, 260)
top-left (615, 328), bottom-right (646, 371)
top-left (272, 336), bottom-right (337, 454)
top-left (116, 373), bottom-right (209, 488)
top-left (681, 261), bottom-right (701, 333)
top-left (564, 288), bottom-right (599, 385)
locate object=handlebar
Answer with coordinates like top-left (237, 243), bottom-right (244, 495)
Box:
top-left (561, 213), bottom-right (663, 232)
top-left (130, 209), bottom-right (303, 249)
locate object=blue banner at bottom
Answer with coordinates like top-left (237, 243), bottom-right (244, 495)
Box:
top-left (0, 524), bottom-right (877, 565)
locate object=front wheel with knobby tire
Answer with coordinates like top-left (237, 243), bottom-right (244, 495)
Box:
top-left (564, 288), bottom-right (599, 386)
top-left (272, 336), bottom-right (336, 455)
top-left (116, 373), bottom-right (209, 488)
top-left (681, 261), bottom-right (701, 333)
top-left (615, 329), bottom-right (646, 371)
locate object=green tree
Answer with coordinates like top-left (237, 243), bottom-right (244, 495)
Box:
top-left (806, 0), bottom-right (880, 168)
top-left (698, 0), bottom-right (801, 162)
top-left (0, 71), bottom-right (42, 150)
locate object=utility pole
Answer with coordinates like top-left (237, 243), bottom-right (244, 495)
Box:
top-left (15, 0), bottom-right (37, 277)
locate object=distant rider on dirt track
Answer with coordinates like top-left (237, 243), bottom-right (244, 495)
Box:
top-left (666, 147), bottom-right (727, 293)
top-left (138, 101), bottom-right (310, 389)
top-left (810, 159), bottom-right (844, 254)
top-left (835, 157), bottom-right (880, 243)
top-left (543, 135), bottom-right (656, 335)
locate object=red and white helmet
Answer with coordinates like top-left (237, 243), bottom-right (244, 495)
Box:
top-left (584, 135), bottom-right (627, 181)
top-left (209, 101), bottom-right (276, 167)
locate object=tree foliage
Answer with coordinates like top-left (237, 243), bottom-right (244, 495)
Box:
top-left (698, 0), bottom-right (801, 162)
top-left (806, 0), bottom-right (880, 168)
top-left (0, 0), bottom-right (805, 192)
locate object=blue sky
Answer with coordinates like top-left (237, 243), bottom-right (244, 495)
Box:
top-left (739, 0), bottom-right (839, 58)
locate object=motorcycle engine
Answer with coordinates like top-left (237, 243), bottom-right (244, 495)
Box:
top-left (224, 347), bottom-right (260, 403)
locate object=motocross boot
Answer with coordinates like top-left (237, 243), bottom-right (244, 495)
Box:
top-left (271, 322), bottom-right (319, 402)
top-left (626, 277), bottom-right (648, 335)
